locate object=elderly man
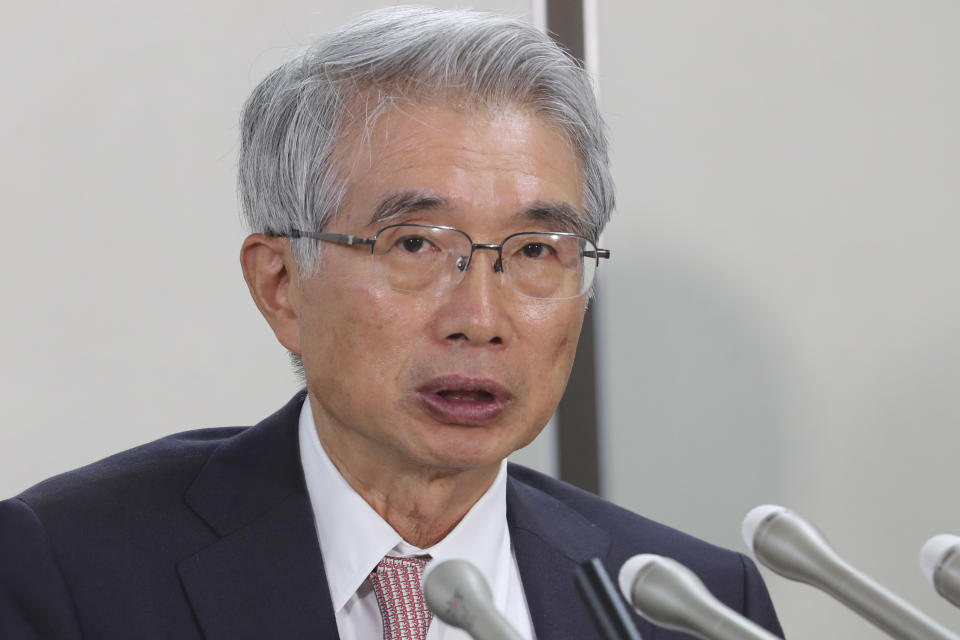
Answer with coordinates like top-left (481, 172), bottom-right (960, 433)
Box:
top-left (0, 7), bottom-right (782, 640)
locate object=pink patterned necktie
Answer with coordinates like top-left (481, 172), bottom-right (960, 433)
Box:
top-left (369, 555), bottom-right (433, 640)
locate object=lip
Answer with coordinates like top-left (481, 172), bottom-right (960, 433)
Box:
top-left (416, 375), bottom-right (513, 425)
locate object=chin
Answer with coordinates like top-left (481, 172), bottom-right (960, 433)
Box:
top-left (401, 410), bottom-right (534, 470)
top-left (417, 435), bottom-right (512, 471)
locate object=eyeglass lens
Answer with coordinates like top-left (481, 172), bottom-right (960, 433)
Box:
top-left (370, 225), bottom-right (597, 299)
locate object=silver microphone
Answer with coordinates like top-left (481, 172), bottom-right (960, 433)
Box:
top-left (743, 505), bottom-right (959, 640)
top-left (920, 534), bottom-right (960, 608)
top-left (422, 558), bottom-right (524, 640)
top-left (617, 554), bottom-right (779, 640)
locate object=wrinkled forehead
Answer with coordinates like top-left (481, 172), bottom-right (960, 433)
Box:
top-left (330, 92), bottom-right (585, 228)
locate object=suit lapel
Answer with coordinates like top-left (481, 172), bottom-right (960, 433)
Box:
top-left (506, 470), bottom-right (659, 640)
top-left (506, 473), bottom-right (607, 640)
top-left (177, 392), bottom-right (340, 639)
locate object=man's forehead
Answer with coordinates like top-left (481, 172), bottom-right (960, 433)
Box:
top-left (329, 99), bottom-right (586, 235)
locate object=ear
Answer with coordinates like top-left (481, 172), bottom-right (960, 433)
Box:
top-left (240, 234), bottom-right (302, 355)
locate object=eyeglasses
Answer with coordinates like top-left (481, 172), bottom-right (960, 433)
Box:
top-left (275, 223), bottom-right (610, 300)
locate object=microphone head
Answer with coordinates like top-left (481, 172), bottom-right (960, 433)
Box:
top-left (617, 554), bottom-right (657, 605)
top-left (919, 534), bottom-right (960, 585)
top-left (619, 553), bottom-right (769, 638)
top-left (618, 554), bottom-right (714, 624)
top-left (619, 554), bottom-right (780, 640)
top-left (742, 504), bottom-right (788, 554)
top-left (422, 558), bottom-right (493, 629)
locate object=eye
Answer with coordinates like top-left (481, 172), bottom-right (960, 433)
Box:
top-left (397, 235), bottom-right (433, 253)
top-left (519, 242), bottom-right (557, 259)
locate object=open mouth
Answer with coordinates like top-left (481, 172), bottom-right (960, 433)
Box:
top-left (417, 376), bottom-right (511, 425)
top-left (436, 389), bottom-right (496, 402)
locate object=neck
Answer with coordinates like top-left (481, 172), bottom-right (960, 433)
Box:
top-left (329, 454), bottom-right (498, 548)
top-left (311, 406), bottom-right (501, 548)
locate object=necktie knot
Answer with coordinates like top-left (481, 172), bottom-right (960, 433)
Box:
top-left (370, 555), bottom-right (433, 640)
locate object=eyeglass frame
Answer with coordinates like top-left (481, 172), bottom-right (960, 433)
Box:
top-left (269, 223), bottom-right (611, 299)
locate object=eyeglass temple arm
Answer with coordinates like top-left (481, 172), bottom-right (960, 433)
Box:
top-left (281, 230), bottom-right (376, 246)
top-left (583, 248), bottom-right (611, 260)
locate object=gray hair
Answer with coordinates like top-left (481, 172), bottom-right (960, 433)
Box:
top-left (238, 6), bottom-right (615, 271)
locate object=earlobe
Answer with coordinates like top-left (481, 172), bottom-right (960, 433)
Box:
top-left (240, 234), bottom-right (302, 354)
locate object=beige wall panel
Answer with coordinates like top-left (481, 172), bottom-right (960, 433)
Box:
top-left (595, 2), bottom-right (960, 637)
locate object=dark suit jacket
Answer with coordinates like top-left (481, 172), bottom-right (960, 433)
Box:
top-left (1, 392), bottom-right (783, 639)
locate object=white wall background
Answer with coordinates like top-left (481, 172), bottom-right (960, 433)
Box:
top-left (2, 1), bottom-right (958, 638)
top-left (596, 1), bottom-right (960, 637)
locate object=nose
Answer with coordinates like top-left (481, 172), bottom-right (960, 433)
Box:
top-left (435, 249), bottom-right (513, 346)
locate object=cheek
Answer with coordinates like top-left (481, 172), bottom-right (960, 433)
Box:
top-left (517, 303), bottom-right (585, 377)
top-left (521, 302), bottom-right (584, 345)
top-left (307, 282), bottom-right (440, 386)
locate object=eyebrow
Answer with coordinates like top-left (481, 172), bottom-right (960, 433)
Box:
top-left (514, 202), bottom-right (590, 237)
top-left (370, 190), bottom-right (448, 225)
top-left (369, 190), bottom-right (590, 237)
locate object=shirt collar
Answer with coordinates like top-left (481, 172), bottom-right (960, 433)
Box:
top-left (298, 395), bottom-right (511, 613)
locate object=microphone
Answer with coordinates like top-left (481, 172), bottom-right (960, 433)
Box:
top-left (617, 554), bottom-right (779, 640)
top-left (422, 558), bottom-right (524, 640)
top-left (742, 505), bottom-right (959, 640)
top-left (920, 534), bottom-right (960, 608)
top-left (574, 557), bottom-right (644, 640)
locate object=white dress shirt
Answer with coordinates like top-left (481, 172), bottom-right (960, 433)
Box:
top-left (298, 396), bottom-right (537, 640)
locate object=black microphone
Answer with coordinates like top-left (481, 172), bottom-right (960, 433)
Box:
top-left (920, 534), bottom-right (960, 608)
top-left (574, 557), bottom-right (644, 640)
top-left (618, 554), bottom-right (779, 640)
top-left (422, 558), bottom-right (524, 640)
top-left (743, 505), bottom-right (959, 640)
